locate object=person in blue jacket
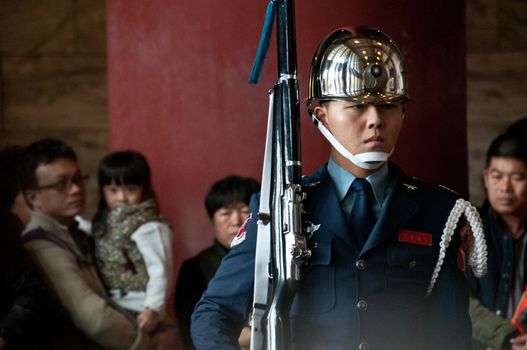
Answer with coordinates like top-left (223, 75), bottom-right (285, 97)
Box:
top-left (191, 26), bottom-right (483, 350)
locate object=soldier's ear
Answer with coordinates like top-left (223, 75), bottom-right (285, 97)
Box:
top-left (313, 105), bottom-right (329, 127)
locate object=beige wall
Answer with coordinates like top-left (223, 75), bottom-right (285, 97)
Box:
top-left (0, 0), bottom-right (107, 217)
top-left (1, 0), bottom-right (527, 214)
top-left (467, 0), bottom-right (527, 205)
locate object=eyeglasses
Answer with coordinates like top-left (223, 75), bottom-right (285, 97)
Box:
top-left (37, 174), bottom-right (90, 192)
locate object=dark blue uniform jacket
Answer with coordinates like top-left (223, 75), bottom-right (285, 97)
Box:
top-left (191, 163), bottom-right (472, 350)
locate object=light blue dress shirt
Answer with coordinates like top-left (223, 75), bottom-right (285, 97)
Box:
top-left (327, 157), bottom-right (393, 220)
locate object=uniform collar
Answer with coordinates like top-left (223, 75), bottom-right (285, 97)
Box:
top-left (327, 157), bottom-right (389, 205)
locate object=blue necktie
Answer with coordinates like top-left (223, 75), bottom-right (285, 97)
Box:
top-left (348, 178), bottom-right (375, 249)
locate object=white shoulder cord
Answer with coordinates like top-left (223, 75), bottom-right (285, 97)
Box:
top-left (426, 198), bottom-right (487, 297)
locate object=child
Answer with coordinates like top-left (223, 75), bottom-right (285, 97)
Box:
top-left (92, 150), bottom-right (173, 336)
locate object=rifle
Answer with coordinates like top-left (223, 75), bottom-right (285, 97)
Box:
top-left (248, 1), bottom-right (312, 349)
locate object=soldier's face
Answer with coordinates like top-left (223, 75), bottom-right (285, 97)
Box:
top-left (212, 202), bottom-right (251, 249)
top-left (314, 100), bottom-right (404, 170)
top-left (483, 157), bottom-right (527, 219)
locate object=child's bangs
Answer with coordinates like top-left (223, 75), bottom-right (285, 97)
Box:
top-left (101, 165), bottom-right (143, 186)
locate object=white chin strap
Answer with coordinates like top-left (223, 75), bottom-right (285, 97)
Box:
top-left (312, 114), bottom-right (392, 170)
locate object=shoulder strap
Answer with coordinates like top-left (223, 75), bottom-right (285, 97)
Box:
top-left (22, 228), bottom-right (92, 266)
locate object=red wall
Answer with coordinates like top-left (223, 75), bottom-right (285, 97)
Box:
top-left (106, 0), bottom-right (467, 271)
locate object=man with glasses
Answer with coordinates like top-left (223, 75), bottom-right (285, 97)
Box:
top-left (21, 138), bottom-right (149, 350)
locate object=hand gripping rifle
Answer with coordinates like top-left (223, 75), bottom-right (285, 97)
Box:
top-left (248, 1), bottom-right (312, 349)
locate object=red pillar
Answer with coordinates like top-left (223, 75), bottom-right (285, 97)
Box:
top-left (106, 0), bottom-right (466, 266)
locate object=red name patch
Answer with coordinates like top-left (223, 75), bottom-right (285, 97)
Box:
top-left (398, 230), bottom-right (432, 246)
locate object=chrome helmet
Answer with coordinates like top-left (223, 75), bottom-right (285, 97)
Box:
top-left (307, 27), bottom-right (409, 112)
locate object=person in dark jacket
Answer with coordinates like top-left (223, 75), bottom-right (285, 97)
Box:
top-left (470, 131), bottom-right (527, 350)
top-left (0, 146), bottom-right (51, 350)
top-left (175, 175), bottom-right (259, 349)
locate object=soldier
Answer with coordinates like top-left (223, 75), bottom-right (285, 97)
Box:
top-left (191, 27), bottom-right (482, 350)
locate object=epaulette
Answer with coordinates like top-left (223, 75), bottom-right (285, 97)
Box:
top-left (437, 184), bottom-right (460, 196)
